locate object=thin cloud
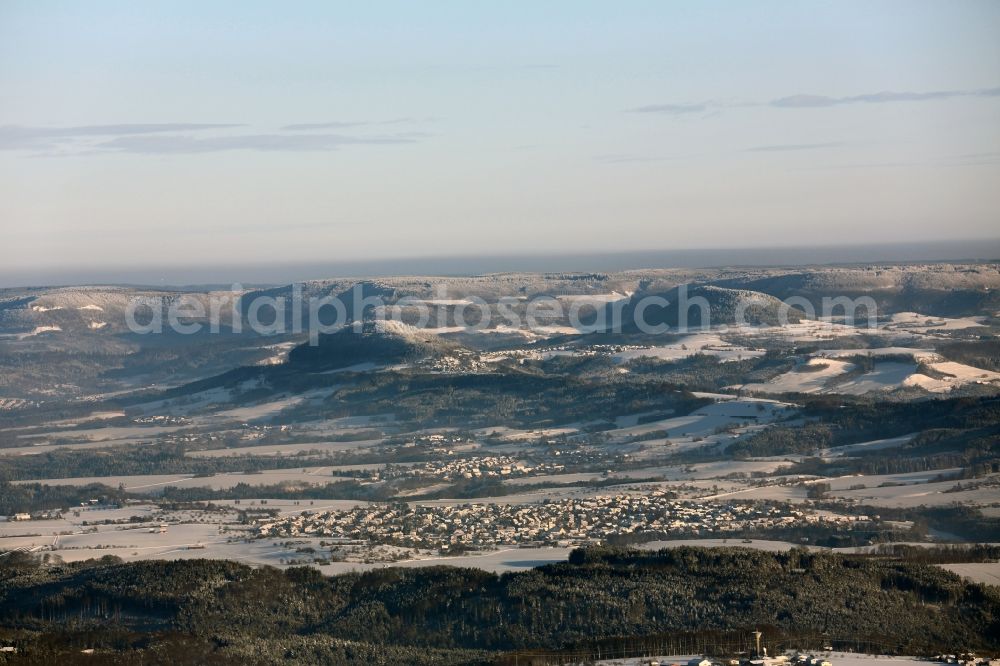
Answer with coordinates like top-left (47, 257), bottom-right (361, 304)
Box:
top-left (958, 150), bottom-right (1000, 159)
top-left (950, 150), bottom-right (1000, 166)
top-left (745, 142), bottom-right (844, 152)
top-left (0, 123), bottom-right (427, 156)
top-left (772, 86), bottom-right (1000, 108)
top-left (626, 103), bottom-right (708, 115)
top-left (0, 123), bottom-right (242, 150)
top-left (0, 123), bottom-right (241, 138)
top-left (593, 153), bottom-right (671, 164)
top-left (768, 95), bottom-right (838, 108)
top-left (631, 85), bottom-right (1000, 117)
top-left (281, 121), bottom-right (373, 130)
top-left (95, 132), bottom-right (419, 154)
top-left (281, 118), bottom-right (419, 131)
top-left (792, 161), bottom-right (916, 172)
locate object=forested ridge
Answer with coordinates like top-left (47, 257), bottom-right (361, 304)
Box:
top-left (0, 546), bottom-right (997, 664)
top-left (729, 395), bottom-right (1000, 460)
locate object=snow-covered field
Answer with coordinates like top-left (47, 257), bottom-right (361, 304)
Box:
top-left (504, 460), bottom-right (787, 488)
top-left (887, 312), bottom-right (987, 334)
top-left (1, 423), bottom-right (193, 456)
top-left (725, 315), bottom-right (999, 394)
top-left (613, 333), bottom-right (765, 363)
top-left (830, 476), bottom-right (999, 508)
top-left (635, 538), bottom-right (802, 552)
top-left (12, 464), bottom-right (363, 493)
top-left (134, 386), bottom-right (235, 415)
top-left (940, 562), bottom-right (1000, 586)
top-left (743, 358), bottom-right (920, 396)
top-left (476, 425), bottom-right (581, 441)
top-left (742, 352), bottom-right (1000, 396)
top-left (14, 325), bottom-right (62, 339)
top-left (906, 361), bottom-right (1000, 393)
top-left (187, 438), bottom-right (383, 458)
top-left (815, 347), bottom-right (940, 361)
top-left (836, 362), bottom-right (917, 395)
top-left (735, 320), bottom-right (862, 342)
top-left (596, 654), bottom-right (940, 666)
top-left (321, 546), bottom-right (578, 574)
top-left (821, 434), bottom-right (915, 457)
top-left (686, 468), bottom-right (1000, 507)
top-left (741, 358), bottom-right (854, 394)
top-left (604, 398), bottom-right (789, 446)
top-left (200, 388), bottom-right (336, 423)
top-left (555, 292), bottom-right (631, 304)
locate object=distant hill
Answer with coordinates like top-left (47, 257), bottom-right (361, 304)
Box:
top-left (719, 265), bottom-right (1000, 317)
top-left (287, 320), bottom-right (456, 372)
top-left (1, 263), bottom-right (996, 402)
top-left (621, 285), bottom-right (804, 330)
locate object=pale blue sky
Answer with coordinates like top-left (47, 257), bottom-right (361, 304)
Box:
top-left (1, 1), bottom-right (998, 280)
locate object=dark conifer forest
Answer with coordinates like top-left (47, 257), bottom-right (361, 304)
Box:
top-left (1, 547), bottom-right (998, 664)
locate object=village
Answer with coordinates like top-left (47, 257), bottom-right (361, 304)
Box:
top-left (256, 492), bottom-right (875, 552)
top-left (355, 454), bottom-right (568, 483)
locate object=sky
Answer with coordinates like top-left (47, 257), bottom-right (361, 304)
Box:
top-left (1, 1), bottom-right (999, 285)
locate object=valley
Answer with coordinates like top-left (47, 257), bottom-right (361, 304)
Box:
top-left (2, 263), bottom-right (998, 575)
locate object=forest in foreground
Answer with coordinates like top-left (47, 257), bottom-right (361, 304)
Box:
top-left (0, 546), bottom-right (997, 665)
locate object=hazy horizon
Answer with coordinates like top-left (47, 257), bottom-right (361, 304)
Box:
top-left (2, 1), bottom-right (1000, 280)
top-left (1, 238), bottom-right (998, 289)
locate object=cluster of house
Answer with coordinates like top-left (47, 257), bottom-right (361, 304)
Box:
top-left (786, 655), bottom-right (833, 666)
top-left (427, 351), bottom-right (493, 373)
top-left (6, 510), bottom-right (64, 522)
top-left (643, 626), bottom-right (843, 666)
top-left (5, 500), bottom-right (107, 521)
top-left (132, 414), bottom-right (188, 425)
top-left (256, 493), bottom-right (871, 549)
top-left (478, 346), bottom-right (595, 364)
top-left (362, 455), bottom-right (565, 482)
top-left (934, 654), bottom-right (999, 665)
